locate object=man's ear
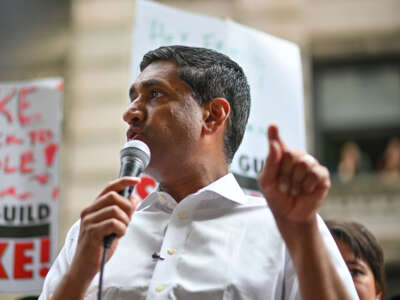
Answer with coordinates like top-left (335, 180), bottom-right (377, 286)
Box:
top-left (202, 97), bottom-right (230, 134)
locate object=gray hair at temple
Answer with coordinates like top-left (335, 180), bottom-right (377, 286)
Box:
top-left (140, 45), bottom-right (251, 164)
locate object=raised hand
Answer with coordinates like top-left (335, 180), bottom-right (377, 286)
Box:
top-left (258, 124), bottom-right (330, 224)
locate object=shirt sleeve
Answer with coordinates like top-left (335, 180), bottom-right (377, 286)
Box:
top-left (282, 215), bottom-right (359, 300)
top-left (38, 221), bottom-right (80, 300)
top-left (282, 247), bottom-right (301, 300)
top-left (316, 215), bottom-right (359, 299)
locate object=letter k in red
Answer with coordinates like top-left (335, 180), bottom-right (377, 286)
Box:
top-left (0, 88), bottom-right (16, 123)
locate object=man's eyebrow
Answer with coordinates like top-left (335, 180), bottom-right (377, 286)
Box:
top-left (129, 79), bottom-right (167, 96)
top-left (141, 79), bottom-right (166, 88)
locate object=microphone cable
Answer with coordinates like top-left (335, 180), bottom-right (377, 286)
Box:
top-left (97, 192), bottom-right (131, 300)
top-left (97, 188), bottom-right (134, 300)
top-left (98, 233), bottom-right (114, 300)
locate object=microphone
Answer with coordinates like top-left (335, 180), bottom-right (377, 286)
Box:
top-left (103, 140), bottom-right (151, 248)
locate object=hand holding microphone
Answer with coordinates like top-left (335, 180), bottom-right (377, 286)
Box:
top-left (97, 140), bottom-right (150, 300)
top-left (104, 140), bottom-right (151, 248)
top-left (64, 140), bottom-right (150, 296)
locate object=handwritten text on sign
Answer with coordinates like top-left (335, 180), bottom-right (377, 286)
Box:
top-left (0, 78), bottom-right (62, 293)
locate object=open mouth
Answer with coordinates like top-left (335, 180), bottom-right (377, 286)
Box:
top-left (126, 127), bottom-right (141, 141)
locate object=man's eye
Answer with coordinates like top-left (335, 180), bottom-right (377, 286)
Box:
top-left (150, 89), bottom-right (162, 98)
top-left (130, 94), bottom-right (138, 102)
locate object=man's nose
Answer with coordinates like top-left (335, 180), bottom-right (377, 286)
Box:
top-left (123, 102), bottom-right (146, 125)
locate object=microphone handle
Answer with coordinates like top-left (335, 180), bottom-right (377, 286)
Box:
top-left (103, 233), bottom-right (116, 249)
top-left (103, 160), bottom-right (143, 249)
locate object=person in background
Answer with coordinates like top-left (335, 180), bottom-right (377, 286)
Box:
top-left (379, 137), bottom-right (400, 183)
top-left (337, 142), bottom-right (371, 182)
top-left (326, 220), bottom-right (386, 300)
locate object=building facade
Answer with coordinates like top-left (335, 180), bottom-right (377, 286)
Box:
top-left (1, 0), bottom-right (399, 298)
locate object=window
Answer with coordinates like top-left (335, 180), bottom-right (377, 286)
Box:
top-left (313, 57), bottom-right (400, 182)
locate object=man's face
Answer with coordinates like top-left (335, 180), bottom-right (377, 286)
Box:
top-left (123, 60), bottom-right (204, 178)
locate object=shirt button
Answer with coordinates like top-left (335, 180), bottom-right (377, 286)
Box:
top-left (178, 211), bottom-right (187, 219)
top-left (167, 248), bottom-right (177, 255)
top-left (155, 284), bottom-right (165, 292)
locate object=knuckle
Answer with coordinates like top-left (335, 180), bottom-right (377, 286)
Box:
top-left (282, 152), bottom-right (293, 163)
top-left (110, 205), bottom-right (121, 216)
top-left (106, 191), bottom-right (120, 201)
top-left (323, 178), bottom-right (331, 189)
top-left (85, 224), bottom-right (96, 237)
top-left (303, 154), bottom-right (317, 165)
top-left (80, 207), bottom-right (90, 219)
top-left (109, 218), bottom-right (119, 228)
top-left (307, 171), bottom-right (318, 181)
top-left (109, 190), bottom-right (118, 197)
top-left (283, 151), bottom-right (292, 159)
top-left (81, 216), bottom-right (90, 227)
top-left (298, 160), bottom-right (308, 169)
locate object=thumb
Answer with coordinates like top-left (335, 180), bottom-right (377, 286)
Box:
top-left (268, 124), bottom-right (287, 152)
top-left (263, 139), bottom-right (281, 182)
top-left (260, 125), bottom-right (283, 184)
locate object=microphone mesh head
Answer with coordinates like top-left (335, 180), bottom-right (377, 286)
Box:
top-left (120, 140), bottom-right (151, 169)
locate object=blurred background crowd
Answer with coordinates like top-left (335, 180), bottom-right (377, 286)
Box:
top-left (0, 0), bottom-right (399, 299)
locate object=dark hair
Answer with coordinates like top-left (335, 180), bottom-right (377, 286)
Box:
top-left (140, 45), bottom-right (251, 163)
top-left (326, 220), bottom-right (386, 297)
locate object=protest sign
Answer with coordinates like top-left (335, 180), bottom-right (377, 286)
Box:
top-left (0, 78), bottom-right (62, 292)
top-left (130, 0), bottom-right (305, 197)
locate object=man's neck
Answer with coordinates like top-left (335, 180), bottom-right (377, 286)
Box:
top-left (157, 162), bottom-right (228, 202)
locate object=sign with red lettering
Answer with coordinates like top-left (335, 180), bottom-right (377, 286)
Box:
top-left (0, 78), bottom-right (62, 292)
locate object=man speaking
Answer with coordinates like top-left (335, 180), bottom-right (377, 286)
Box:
top-left (40, 45), bottom-right (358, 300)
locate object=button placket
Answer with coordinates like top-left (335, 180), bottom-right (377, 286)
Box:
top-left (178, 211), bottom-right (187, 220)
top-left (148, 199), bottom-right (193, 297)
top-left (167, 248), bottom-right (177, 255)
top-left (155, 284), bottom-right (165, 292)
top-left (158, 192), bottom-right (177, 211)
top-left (159, 194), bottom-right (166, 203)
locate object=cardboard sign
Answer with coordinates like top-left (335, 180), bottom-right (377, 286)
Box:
top-left (0, 78), bottom-right (62, 292)
top-left (130, 0), bottom-right (305, 197)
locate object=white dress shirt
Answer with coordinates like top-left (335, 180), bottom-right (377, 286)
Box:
top-left (40, 173), bottom-right (358, 300)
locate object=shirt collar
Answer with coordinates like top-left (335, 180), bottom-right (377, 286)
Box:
top-left (138, 173), bottom-right (247, 211)
top-left (193, 173), bottom-right (248, 205)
